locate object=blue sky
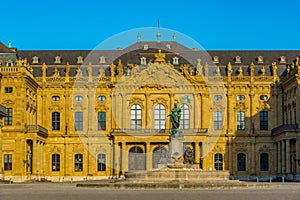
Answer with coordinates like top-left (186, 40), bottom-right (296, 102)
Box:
top-left (1, 0), bottom-right (300, 50)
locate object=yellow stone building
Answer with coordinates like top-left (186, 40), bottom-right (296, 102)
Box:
top-left (0, 40), bottom-right (300, 182)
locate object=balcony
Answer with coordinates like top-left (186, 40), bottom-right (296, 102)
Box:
top-left (271, 124), bottom-right (299, 135)
top-left (111, 128), bottom-right (208, 136)
top-left (25, 125), bottom-right (48, 138)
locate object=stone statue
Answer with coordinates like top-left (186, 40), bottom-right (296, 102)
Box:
top-left (183, 146), bottom-right (194, 164)
top-left (168, 101), bottom-right (182, 139)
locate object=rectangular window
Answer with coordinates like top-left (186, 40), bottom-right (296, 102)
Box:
top-left (97, 154), bottom-right (106, 171)
top-left (52, 112), bottom-right (60, 130)
top-left (213, 111), bottom-right (223, 130)
top-left (98, 112), bottom-right (106, 130)
top-left (4, 108), bottom-right (12, 125)
top-left (237, 111), bottom-right (245, 130)
top-left (52, 154), bottom-right (60, 172)
top-left (74, 154), bottom-right (83, 172)
top-left (4, 154), bottom-right (12, 170)
top-left (214, 154), bottom-right (223, 171)
top-left (260, 111), bottom-right (268, 130)
top-left (5, 87), bottom-right (13, 93)
top-left (74, 112), bottom-right (83, 131)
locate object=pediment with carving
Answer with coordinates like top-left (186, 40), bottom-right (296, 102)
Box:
top-left (115, 63), bottom-right (191, 90)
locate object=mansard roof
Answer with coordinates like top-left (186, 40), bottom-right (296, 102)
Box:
top-left (16, 42), bottom-right (300, 67)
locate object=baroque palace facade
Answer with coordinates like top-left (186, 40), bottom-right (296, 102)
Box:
top-left (0, 39), bottom-right (300, 182)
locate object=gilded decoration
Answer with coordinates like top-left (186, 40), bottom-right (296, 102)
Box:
top-left (234, 102), bottom-right (247, 111)
top-left (213, 145), bottom-right (224, 153)
top-left (128, 97), bottom-right (144, 109)
top-left (151, 97), bottom-right (168, 108)
top-left (257, 101), bottom-right (271, 111)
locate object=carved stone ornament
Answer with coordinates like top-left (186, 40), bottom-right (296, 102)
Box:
top-left (213, 145), bottom-right (224, 153)
top-left (128, 97), bottom-right (144, 108)
top-left (50, 146), bottom-right (62, 153)
top-left (234, 102), bottom-right (247, 111)
top-left (115, 62), bottom-right (190, 90)
top-left (151, 97), bottom-right (168, 108)
top-left (257, 101), bottom-right (271, 111)
top-left (259, 145), bottom-right (270, 152)
top-left (235, 143), bottom-right (248, 152)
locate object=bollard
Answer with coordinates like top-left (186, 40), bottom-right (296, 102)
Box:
top-left (108, 176), bottom-right (110, 183)
top-left (269, 177), bottom-right (272, 183)
top-left (9, 178), bottom-right (12, 184)
top-left (83, 177), bottom-right (86, 184)
top-left (58, 177), bottom-right (60, 183)
top-left (256, 177), bottom-right (259, 183)
top-left (282, 176), bottom-right (285, 183)
top-left (33, 177), bottom-right (36, 184)
top-left (70, 178), bottom-right (73, 184)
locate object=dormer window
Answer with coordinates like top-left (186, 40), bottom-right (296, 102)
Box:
top-left (172, 57), bottom-right (179, 65)
top-left (280, 56), bottom-right (286, 64)
top-left (77, 56), bottom-right (84, 64)
top-left (54, 56), bottom-right (61, 64)
top-left (257, 56), bottom-right (264, 64)
top-left (32, 56), bottom-right (39, 64)
top-left (235, 56), bottom-right (242, 64)
top-left (166, 44), bottom-right (171, 49)
top-left (6, 59), bottom-right (13, 66)
top-left (99, 56), bottom-right (106, 64)
top-left (213, 56), bottom-right (219, 63)
top-left (140, 57), bottom-right (147, 65)
top-left (143, 44), bottom-right (148, 50)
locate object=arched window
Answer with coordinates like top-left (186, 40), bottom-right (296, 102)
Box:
top-left (180, 104), bottom-right (190, 129)
top-left (237, 153), bottom-right (246, 171)
top-left (97, 154), bottom-right (106, 171)
top-left (52, 154), bottom-right (60, 172)
top-left (130, 104), bottom-right (142, 129)
top-left (214, 95), bottom-right (222, 101)
top-left (154, 104), bottom-right (166, 129)
top-left (74, 154), bottom-right (83, 172)
top-left (214, 153), bottom-right (223, 171)
top-left (75, 95), bottom-right (83, 101)
top-left (237, 95), bottom-right (245, 100)
top-left (260, 153), bottom-right (269, 171)
top-left (260, 95), bottom-right (268, 101)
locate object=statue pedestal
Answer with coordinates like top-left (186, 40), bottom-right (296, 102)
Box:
top-left (169, 137), bottom-right (184, 159)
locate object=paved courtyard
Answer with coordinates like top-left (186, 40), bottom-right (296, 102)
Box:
top-left (0, 183), bottom-right (300, 200)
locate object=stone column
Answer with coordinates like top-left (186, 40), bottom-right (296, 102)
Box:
top-left (145, 93), bottom-right (150, 128)
top-left (32, 140), bottom-right (37, 175)
top-left (121, 142), bottom-right (127, 174)
top-left (296, 139), bottom-right (300, 174)
top-left (250, 139), bottom-right (256, 175)
top-left (145, 142), bottom-right (152, 170)
top-left (286, 139), bottom-right (291, 174)
top-left (278, 141), bottom-right (282, 173)
top-left (194, 142), bottom-right (200, 166)
top-left (228, 137), bottom-right (233, 172)
top-left (274, 142), bottom-right (278, 173)
top-left (281, 140), bottom-right (285, 173)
